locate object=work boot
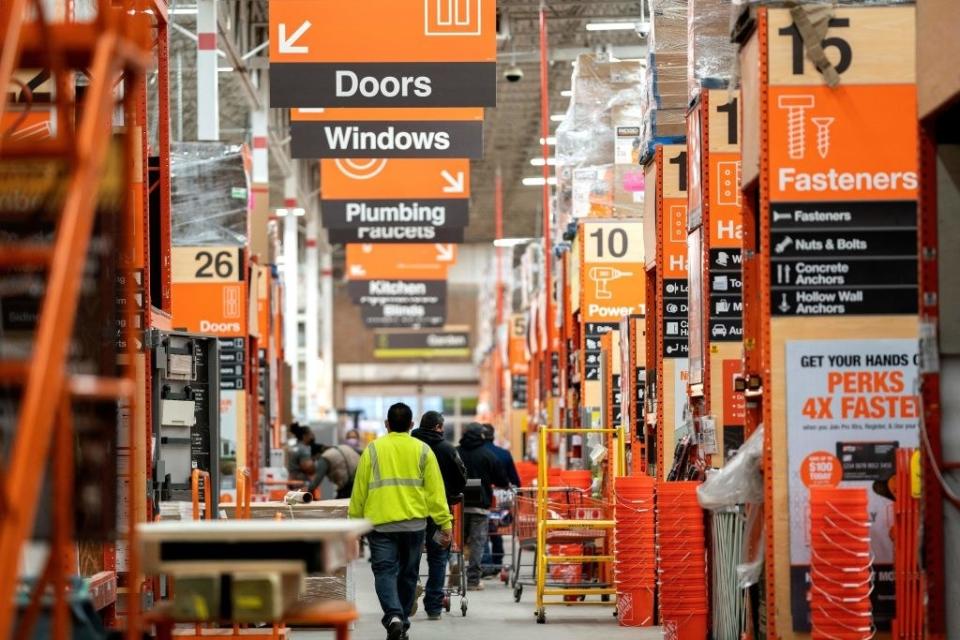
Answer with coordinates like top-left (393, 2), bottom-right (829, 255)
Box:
top-left (387, 617), bottom-right (403, 640)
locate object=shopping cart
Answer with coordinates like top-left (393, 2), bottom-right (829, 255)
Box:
top-left (418, 498), bottom-right (468, 616)
top-left (509, 486), bottom-right (597, 603)
top-left (485, 488), bottom-right (515, 583)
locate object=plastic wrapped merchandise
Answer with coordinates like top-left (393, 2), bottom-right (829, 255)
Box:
top-left (171, 142), bottom-right (250, 246)
top-left (696, 424), bottom-right (764, 509)
top-left (688, 0), bottom-right (738, 100)
top-left (650, 0), bottom-right (689, 56)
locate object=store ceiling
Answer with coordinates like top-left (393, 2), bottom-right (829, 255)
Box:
top-left (166, 0), bottom-right (647, 244)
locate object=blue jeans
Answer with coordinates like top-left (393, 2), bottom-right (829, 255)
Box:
top-left (368, 529), bottom-right (426, 630)
top-left (424, 519), bottom-right (450, 615)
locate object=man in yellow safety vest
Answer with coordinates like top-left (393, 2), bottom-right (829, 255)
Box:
top-left (349, 402), bottom-right (453, 640)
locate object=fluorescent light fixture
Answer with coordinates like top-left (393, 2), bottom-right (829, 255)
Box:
top-left (586, 20), bottom-right (644, 31)
top-left (217, 67), bottom-right (234, 73)
top-left (539, 136), bottom-right (557, 145)
top-left (276, 208), bottom-right (289, 217)
top-left (292, 207), bottom-right (306, 217)
top-left (561, 90), bottom-right (573, 98)
top-left (522, 177), bottom-right (557, 187)
top-left (530, 157), bottom-right (557, 167)
top-left (169, 5), bottom-right (198, 14)
top-left (493, 237), bottom-right (536, 248)
top-left (550, 114), bottom-right (565, 122)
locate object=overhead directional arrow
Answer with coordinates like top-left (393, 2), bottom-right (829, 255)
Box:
top-left (278, 21), bottom-right (312, 55)
top-left (440, 170), bottom-right (466, 194)
top-left (349, 264), bottom-right (366, 277)
top-left (435, 244), bottom-right (456, 262)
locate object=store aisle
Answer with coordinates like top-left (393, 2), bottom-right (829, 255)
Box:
top-left (292, 559), bottom-right (663, 640)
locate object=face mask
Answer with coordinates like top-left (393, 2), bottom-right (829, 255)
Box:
top-left (345, 438), bottom-right (359, 447)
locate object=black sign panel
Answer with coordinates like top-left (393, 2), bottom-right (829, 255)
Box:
top-left (270, 63), bottom-right (497, 108)
top-left (583, 322), bottom-right (617, 381)
top-left (347, 279), bottom-right (447, 305)
top-left (611, 373), bottom-right (622, 426)
top-left (550, 352), bottom-right (561, 397)
top-left (512, 374), bottom-right (528, 409)
top-left (709, 249), bottom-right (742, 343)
top-left (321, 199), bottom-right (469, 230)
top-left (291, 120), bottom-right (483, 159)
top-left (662, 279), bottom-right (689, 358)
top-left (361, 302), bottom-right (446, 328)
top-left (218, 337), bottom-right (245, 390)
top-left (770, 201), bottom-right (918, 317)
top-left (327, 225), bottom-right (465, 244)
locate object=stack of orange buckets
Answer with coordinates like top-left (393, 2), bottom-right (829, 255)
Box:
top-left (808, 487), bottom-right (873, 640)
top-left (613, 476), bottom-right (656, 626)
top-left (657, 481), bottom-right (708, 640)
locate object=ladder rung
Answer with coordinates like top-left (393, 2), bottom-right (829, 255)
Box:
top-left (543, 520), bottom-right (615, 529)
top-left (0, 244), bottom-right (53, 269)
top-left (541, 587), bottom-right (618, 596)
top-left (0, 360), bottom-right (30, 384)
top-left (545, 555), bottom-right (614, 563)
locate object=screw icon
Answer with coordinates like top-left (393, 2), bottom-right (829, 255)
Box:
top-left (811, 117), bottom-right (835, 159)
top-left (777, 95), bottom-right (816, 159)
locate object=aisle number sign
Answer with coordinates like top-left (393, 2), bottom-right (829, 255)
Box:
top-left (269, 0), bottom-right (497, 108)
top-left (660, 145), bottom-right (689, 359)
top-left (171, 246), bottom-right (247, 337)
top-left (579, 220), bottom-right (645, 323)
top-left (766, 6), bottom-right (918, 318)
top-left (291, 108), bottom-right (484, 159)
top-left (320, 158), bottom-right (470, 243)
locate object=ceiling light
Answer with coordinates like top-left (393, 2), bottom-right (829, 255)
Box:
top-left (292, 207), bottom-right (306, 217)
top-left (586, 20), bottom-right (644, 31)
top-left (539, 136), bottom-right (557, 145)
top-left (522, 177), bottom-right (557, 187)
top-left (276, 208), bottom-right (289, 217)
top-left (530, 157), bottom-right (557, 167)
top-left (561, 90), bottom-right (572, 98)
top-left (169, 5), bottom-right (198, 14)
top-left (493, 238), bottom-right (536, 248)
top-left (550, 114), bottom-right (565, 122)
top-left (217, 67), bottom-right (234, 73)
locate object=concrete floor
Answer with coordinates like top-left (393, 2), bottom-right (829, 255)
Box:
top-left (292, 555), bottom-right (663, 640)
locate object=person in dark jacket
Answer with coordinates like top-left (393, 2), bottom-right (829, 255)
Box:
top-left (412, 411), bottom-right (467, 619)
top-left (457, 422), bottom-right (510, 589)
top-left (481, 423), bottom-right (519, 573)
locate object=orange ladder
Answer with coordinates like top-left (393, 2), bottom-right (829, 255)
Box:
top-left (0, 0), bottom-right (150, 637)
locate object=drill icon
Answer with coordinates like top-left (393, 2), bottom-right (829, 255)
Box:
top-left (589, 267), bottom-right (633, 299)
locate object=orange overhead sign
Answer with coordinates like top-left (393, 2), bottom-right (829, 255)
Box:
top-left (269, 0), bottom-right (497, 107)
top-left (345, 243), bottom-right (457, 280)
top-left (321, 158), bottom-right (471, 200)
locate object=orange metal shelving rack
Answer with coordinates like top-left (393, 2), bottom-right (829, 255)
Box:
top-left (0, 0), bottom-right (151, 637)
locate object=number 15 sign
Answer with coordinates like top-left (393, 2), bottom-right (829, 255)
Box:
top-left (270, 0), bottom-right (497, 108)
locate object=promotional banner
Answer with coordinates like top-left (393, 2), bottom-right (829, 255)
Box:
top-left (270, 0), bottom-right (496, 107)
top-left (786, 339), bottom-right (919, 630)
top-left (291, 107), bottom-right (484, 158)
top-left (345, 243), bottom-right (457, 279)
top-left (321, 158), bottom-right (469, 242)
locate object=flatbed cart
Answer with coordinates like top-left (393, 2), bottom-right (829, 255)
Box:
top-left (533, 427), bottom-right (625, 624)
top-left (419, 497), bottom-right (468, 616)
top-left (509, 486), bottom-right (599, 604)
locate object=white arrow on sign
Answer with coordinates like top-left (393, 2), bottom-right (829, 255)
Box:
top-left (349, 265), bottom-right (366, 277)
top-left (435, 244), bottom-right (455, 262)
top-left (440, 170), bottom-right (465, 194)
top-left (278, 21), bottom-right (312, 54)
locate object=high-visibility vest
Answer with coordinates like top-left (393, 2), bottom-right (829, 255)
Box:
top-left (348, 431), bottom-right (452, 530)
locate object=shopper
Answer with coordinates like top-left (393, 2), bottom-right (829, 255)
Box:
top-left (344, 428), bottom-right (365, 454)
top-left (481, 423), bottom-right (520, 574)
top-left (286, 422), bottom-right (318, 490)
top-left (310, 441), bottom-right (360, 499)
top-left (457, 422), bottom-right (510, 590)
top-left (349, 403), bottom-right (453, 640)
top-left (412, 411), bottom-right (467, 619)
